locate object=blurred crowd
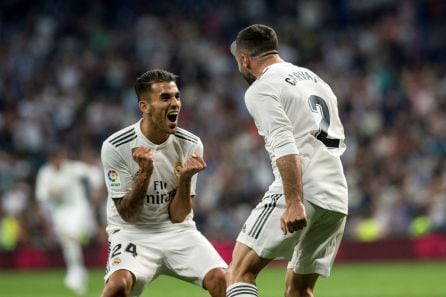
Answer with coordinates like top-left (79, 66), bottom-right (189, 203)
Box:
top-left (1, 0), bottom-right (445, 251)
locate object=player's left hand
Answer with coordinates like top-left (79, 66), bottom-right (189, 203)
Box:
top-left (280, 200), bottom-right (307, 235)
top-left (178, 154), bottom-right (207, 179)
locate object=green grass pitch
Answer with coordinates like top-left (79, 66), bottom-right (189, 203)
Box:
top-left (0, 261), bottom-right (445, 297)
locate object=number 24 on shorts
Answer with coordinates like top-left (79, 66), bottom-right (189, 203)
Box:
top-left (111, 243), bottom-right (138, 258)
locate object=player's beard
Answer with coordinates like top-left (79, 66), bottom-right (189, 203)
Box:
top-left (146, 110), bottom-right (177, 139)
top-left (241, 69), bottom-right (256, 85)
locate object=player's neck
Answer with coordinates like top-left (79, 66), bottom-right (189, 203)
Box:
top-left (140, 119), bottom-right (169, 145)
top-left (254, 55), bottom-right (284, 78)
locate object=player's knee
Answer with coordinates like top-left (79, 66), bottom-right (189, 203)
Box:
top-left (101, 271), bottom-right (134, 297)
top-left (203, 267), bottom-right (226, 297)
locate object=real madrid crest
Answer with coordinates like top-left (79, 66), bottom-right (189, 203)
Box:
top-left (112, 257), bottom-right (121, 266)
top-left (175, 161), bottom-right (183, 178)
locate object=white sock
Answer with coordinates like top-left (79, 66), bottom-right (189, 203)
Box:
top-left (61, 239), bottom-right (87, 294)
top-left (227, 282), bottom-right (258, 297)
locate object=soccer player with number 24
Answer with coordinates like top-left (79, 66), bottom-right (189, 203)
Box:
top-left (100, 69), bottom-right (227, 297)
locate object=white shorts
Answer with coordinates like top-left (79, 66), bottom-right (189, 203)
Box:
top-left (52, 205), bottom-right (96, 240)
top-left (236, 193), bottom-right (346, 278)
top-left (104, 228), bottom-right (227, 297)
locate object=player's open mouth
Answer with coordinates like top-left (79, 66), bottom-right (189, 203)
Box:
top-left (167, 112), bottom-right (178, 123)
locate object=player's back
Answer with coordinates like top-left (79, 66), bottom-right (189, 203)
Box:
top-left (247, 62), bottom-right (348, 214)
top-left (254, 63), bottom-right (345, 151)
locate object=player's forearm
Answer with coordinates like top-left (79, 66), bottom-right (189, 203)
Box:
top-left (169, 176), bottom-right (193, 223)
top-left (276, 154), bottom-right (303, 205)
top-left (116, 171), bottom-right (151, 224)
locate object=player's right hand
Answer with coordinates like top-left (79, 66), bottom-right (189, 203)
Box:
top-left (280, 200), bottom-right (307, 235)
top-left (132, 147), bottom-right (154, 173)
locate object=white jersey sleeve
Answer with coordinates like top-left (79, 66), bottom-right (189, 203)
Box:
top-left (245, 86), bottom-right (299, 159)
top-left (101, 140), bottom-right (133, 199)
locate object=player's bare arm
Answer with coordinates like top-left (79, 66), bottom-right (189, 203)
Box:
top-left (114, 147), bottom-right (154, 224)
top-left (276, 154), bottom-right (307, 235)
top-left (169, 154), bottom-right (206, 223)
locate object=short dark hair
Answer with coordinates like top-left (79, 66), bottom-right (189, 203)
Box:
top-left (134, 69), bottom-right (178, 101)
top-left (232, 24), bottom-right (279, 58)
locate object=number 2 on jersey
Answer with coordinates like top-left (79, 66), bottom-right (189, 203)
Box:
top-left (308, 95), bottom-right (340, 148)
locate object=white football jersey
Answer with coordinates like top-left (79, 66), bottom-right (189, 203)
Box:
top-left (101, 119), bottom-right (202, 232)
top-left (245, 62), bottom-right (348, 214)
top-left (36, 160), bottom-right (103, 210)
top-left (35, 159), bottom-right (102, 236)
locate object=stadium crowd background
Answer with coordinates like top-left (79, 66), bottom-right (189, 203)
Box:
top-left (0, 0), bottom-right (445, 251)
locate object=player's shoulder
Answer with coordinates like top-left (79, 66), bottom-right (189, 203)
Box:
top-left (37, 163), bottom-right (52, 175)
top-left (65, 159), bottom-right (90, 167)
top-left (248, 63), bottom-right (294, 92)
top-left (62, 159), bottom-right (81, 167)
top-left (173, 127), bottom-right (201, 146)
top-left (63, 159), bottom-right (91, 172)
top-left (103, 123), bottom-right (138, 149)
top-left (262, 62), bottom-right (298, 79)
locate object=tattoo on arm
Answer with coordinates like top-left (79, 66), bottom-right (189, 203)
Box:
top-left (114, 172), bottom-right (150, 224)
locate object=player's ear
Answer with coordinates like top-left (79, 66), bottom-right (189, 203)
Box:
top-left (139, 98), bottom-right (150, 114)
top-left (241, 54), bottom-right (251, 69)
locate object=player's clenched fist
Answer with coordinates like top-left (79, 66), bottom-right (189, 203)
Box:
top-left (132, 147), bottom-right (154, 173)
top-left (179, 154), bottom-right (206, 179)
top-left (280, 201), bottom-right (307, 235)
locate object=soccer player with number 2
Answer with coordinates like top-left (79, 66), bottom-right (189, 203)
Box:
top-left (100, 69), bottom-right (227, 297)
top-left (227, 24), bottom-right (348, 297)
